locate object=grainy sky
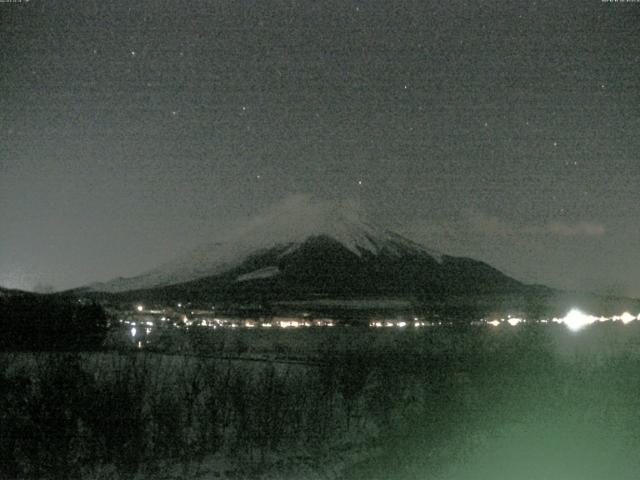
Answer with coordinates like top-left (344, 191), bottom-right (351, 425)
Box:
top-left (1, 0), bottom-right (639, 296)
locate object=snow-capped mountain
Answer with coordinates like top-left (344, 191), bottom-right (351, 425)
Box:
top-left (89, 196), bottom-right (441, 293)
top-left (87, 195), bottom-right (524, 301)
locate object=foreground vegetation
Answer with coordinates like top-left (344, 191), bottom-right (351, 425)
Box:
top-left (3, 324), bottom-right (640, 479)
top-left (0, 294), bottom-right (107, 351)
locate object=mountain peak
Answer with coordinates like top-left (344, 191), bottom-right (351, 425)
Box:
top-left (89, 195), bottom-right (443, 293)
top-left (225, 194), bottom-right (375, 248)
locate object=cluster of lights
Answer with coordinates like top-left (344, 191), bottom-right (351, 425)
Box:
top-left (486, 309), bottom-right (640, 332)
top-left (275, 319), bottom-right (334, 328)
top-left (370, 318), bottom-right (428, 328)
top-left (128, 304), bottom-right (640, 335)
top-left (485, 315), bottom-right (525, 327)
top-left (173, 317), bottom-right (336, 329)
top-left (556, 309), bottom-right (638, 331)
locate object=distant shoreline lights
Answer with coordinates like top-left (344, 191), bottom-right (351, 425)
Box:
top-left (485, 309), bottom-right (640, 332)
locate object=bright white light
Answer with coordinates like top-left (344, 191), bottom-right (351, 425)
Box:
top-left (397, 321), bottom-right (407, 328)
top-left (130, 327), bottom-right (137, 337)
top-left (563, 309), bottom-right (595, 331)
top-left (487, 320), bottom-right (500, 327)
top-left (136, 305), bottom-right (143, 312)
top-left (620, 312), bottom-right (635, 324)
top-left (507, 317), bottom-right (523, 326)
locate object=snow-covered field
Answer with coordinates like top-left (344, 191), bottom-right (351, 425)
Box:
top-left (4, 323), bottom-right (640, 479)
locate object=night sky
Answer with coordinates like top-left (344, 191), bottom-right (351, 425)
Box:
top-left (1, 1), bottom-right (639, 296)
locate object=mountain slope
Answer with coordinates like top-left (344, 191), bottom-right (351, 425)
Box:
top-left (86, 196), bottom-right (526, 303)
top-left (89, 196), bottom-right (443, 294)
top-left (0, 286), bottom-right (39, 298)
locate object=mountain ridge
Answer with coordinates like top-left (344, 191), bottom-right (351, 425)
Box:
top-left (89, 196), bottom-right (446, 294)
top-left (74, 196), bottom-right (573, 306)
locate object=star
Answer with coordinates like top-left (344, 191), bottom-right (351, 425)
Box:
top-left (130, 50), bottom-right (136, 57)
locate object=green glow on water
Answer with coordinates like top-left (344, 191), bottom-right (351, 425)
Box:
top-left (345, 325), bottom-right (640, 480)
top-left (441, 416), bottom-right (640, 480)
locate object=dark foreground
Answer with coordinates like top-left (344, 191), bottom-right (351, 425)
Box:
top-left (3, 324), bottom-right (640, 479)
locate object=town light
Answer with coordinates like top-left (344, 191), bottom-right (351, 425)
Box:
top-left (563, 309), bottom-right (594, 332)
top-left (620, 312), bottom-right (635, 324)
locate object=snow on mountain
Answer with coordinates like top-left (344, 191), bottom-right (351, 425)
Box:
top-left (236, 266), bottom-right (281, 282)
top-left (89, 195), bottom-right (443, 293)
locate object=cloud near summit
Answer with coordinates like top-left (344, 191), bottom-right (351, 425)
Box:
top-left (535, 221), bottom-right (605, 237)
top-left (404, 209), bottom-right (606, 243)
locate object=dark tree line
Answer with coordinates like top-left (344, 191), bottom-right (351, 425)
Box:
top-left (0, 294), bottom-right (108, 351)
